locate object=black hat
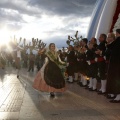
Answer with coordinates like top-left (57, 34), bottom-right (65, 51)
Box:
top-left (84, 45), bottom-right (88, 49)
top-left (82, 38), bottom-right (88, 44)
top-left (116, 29), bottom-right (120, 34)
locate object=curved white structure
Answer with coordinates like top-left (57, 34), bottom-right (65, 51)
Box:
top-left (86, 0), bottom-right (107, 41)
top-left (95, 0), bottom-right (117, 39)
top-left (87, 0), bottom-right (118, 42)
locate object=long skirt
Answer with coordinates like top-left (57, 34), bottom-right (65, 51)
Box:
top-left (33, 60), bottom-right (66, 92)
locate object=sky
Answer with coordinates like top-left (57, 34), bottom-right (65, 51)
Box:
top-left (0, 0), bottom-right (97, 48)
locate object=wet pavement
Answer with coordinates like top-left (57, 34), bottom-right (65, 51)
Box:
top-left (0, 67), bottom-right (120, 120)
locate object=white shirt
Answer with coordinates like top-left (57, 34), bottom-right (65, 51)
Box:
top-left (17, 50), bottom-right (21, 59)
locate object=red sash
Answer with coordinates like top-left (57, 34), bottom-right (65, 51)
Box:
top-left (97, 57), bottom-right (105, 62)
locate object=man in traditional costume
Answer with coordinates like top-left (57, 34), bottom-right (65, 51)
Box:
top-left (106, 29), bottom-right (120, 103)
top-left (66, 45), bottom-right (76, 83)
top-left (95, 34), bottom-right (107, 94)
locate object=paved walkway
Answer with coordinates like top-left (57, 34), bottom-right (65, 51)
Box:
top-left (0, 67), bottom-right (120, 120)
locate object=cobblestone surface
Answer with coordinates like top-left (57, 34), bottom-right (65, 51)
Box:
top-left (0, 67), bottom-right (120, 120)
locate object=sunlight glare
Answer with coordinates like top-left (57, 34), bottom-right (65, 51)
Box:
top-left (0, 28), bottom-right (11, 46)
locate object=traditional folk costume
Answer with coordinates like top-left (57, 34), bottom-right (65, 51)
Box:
top-left (86, 48), bottom-right (98, 91)
top-left (33, 48), bottom-right (66, 96)
top-left (13, 46), bottom-right (23, 78)
top-left (95, 40), bottom-right (106, 94)
top-left (74, 48), bottom-right (80, 82)
top-left (105, 42), bottom-right (113, 76)
top-left (104, 35), bottom-right (115, 99)
top-left (106, 35), bottom-right (120, 103)
top-left (66, 48), bottom-right (76, 83)
top-left (76, 48), bottom-right (83, 80)
top-left (28, 52), bottom-right (35, 72)
top-left (77, 48), bottom-right (88, 86)
top-left (21, 50), bottom-right (28, 68)
top-left (0, 52), bottom-right (6, 69)
top-left (78, 38), bottom-right (89, 87)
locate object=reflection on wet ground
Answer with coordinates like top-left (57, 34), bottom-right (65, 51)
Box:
top-left (0, 67), bottom-right (120, 120)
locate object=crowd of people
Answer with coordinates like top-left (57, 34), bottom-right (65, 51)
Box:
top-left (63, 29), bottom-right (120, 103)
top-left (0, 38), bottom-right (46, 77)
top-left (0, 29), bottom-right (120, 103)
top-left (33, 29), bottom-right (120, 103)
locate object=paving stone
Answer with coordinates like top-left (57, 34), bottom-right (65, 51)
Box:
top-left (0, 67), bottom-right (120, 120)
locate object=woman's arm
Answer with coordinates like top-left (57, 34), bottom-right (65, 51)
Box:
top-left (58, 55), bottom-right (66, 65)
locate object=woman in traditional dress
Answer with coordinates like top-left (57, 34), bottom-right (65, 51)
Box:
top-left (33, 43), bottom-right (66, 97)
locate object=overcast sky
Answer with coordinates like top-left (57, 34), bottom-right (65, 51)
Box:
top-left (0, 0), bottom-right (97, 48)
